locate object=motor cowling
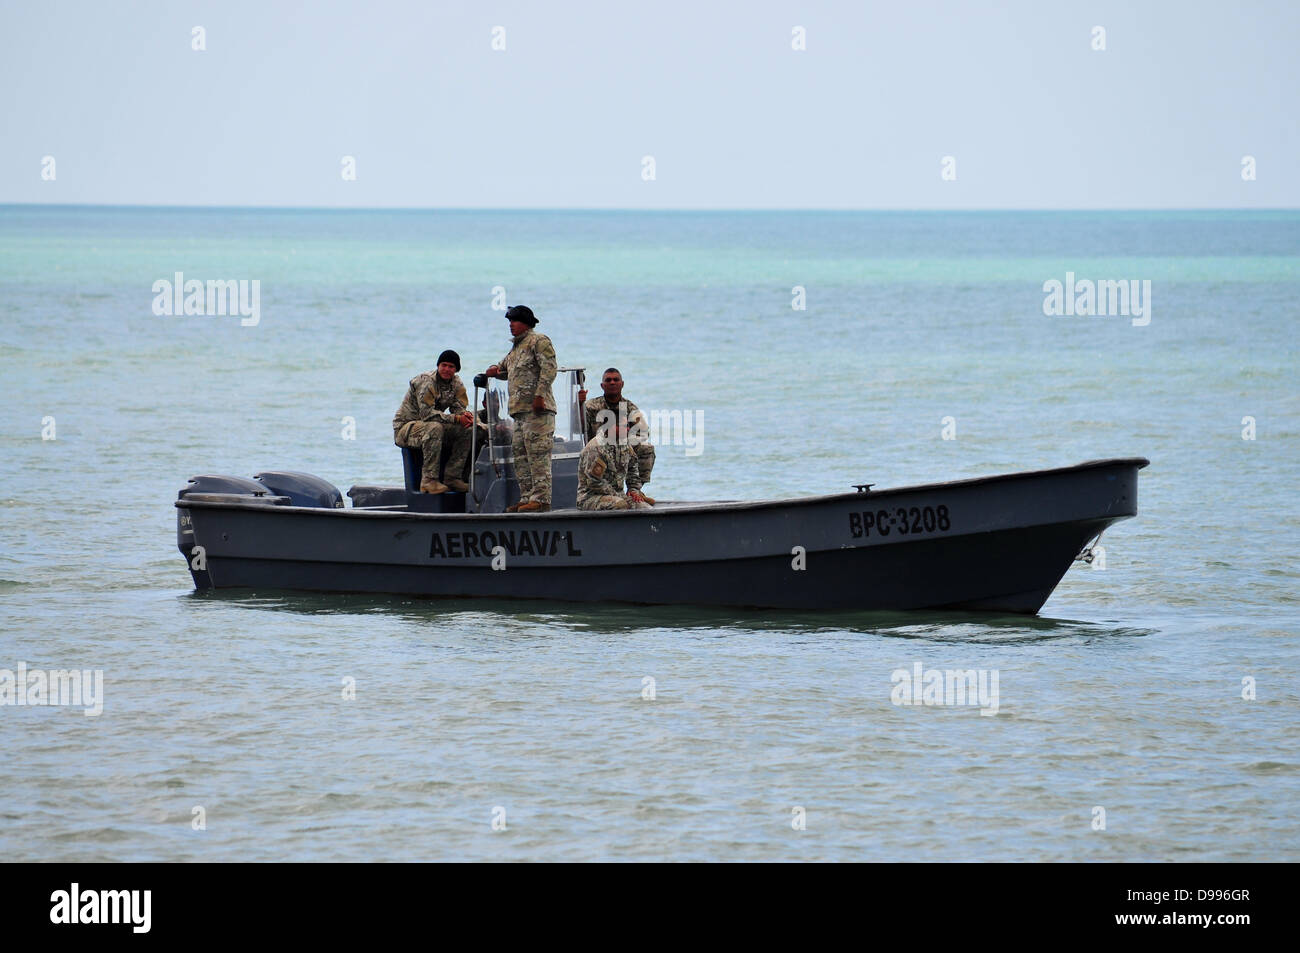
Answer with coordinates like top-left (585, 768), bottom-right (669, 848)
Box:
top-left (254, 471), bottom-right (344, 508)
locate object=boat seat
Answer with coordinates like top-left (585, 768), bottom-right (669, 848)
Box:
top-left (400, 438), bottom-right (487, 492)
top-left (400, 447), bottom-right (424, 492)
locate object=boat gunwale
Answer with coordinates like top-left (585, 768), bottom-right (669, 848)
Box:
top-left (175, 457), bottom-right (1149, 521)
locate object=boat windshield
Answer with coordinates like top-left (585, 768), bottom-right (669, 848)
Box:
top-left (481, 368), bottom-right (587, 458)
top-left (554, 366), bottom-right (586, 450)
top-left (482, 380), bottom-right (513, 458)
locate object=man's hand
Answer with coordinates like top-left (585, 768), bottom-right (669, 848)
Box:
top-left (485, 365), bottom-right (500, 378)
top-left (531, 395), bottom-right (545, 412)
top-left (628, 489), bottom-right (650, 504)
top-left (457, 412), bottom-right (473, 428)
top-left (577, 389), bottom-right (587, 404)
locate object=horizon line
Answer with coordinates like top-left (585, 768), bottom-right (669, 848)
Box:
top-left (2, 202), bottom-right (1297, 214)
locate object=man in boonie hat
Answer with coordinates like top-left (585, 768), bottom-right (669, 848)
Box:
top-left (485, 306), bottom-right (558, 512)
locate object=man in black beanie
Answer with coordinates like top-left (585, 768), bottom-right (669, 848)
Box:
top-left (392, 349), bottom-right (474, 493)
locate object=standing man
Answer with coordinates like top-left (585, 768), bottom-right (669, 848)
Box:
top-left (485, 305), bottom-right (557, 513)
top-left (392, 349), bottom-right (474, 494)
top-left (579, 367), bottom-right (656, 490)
top-left (577, 411), bottom-right (653, 511)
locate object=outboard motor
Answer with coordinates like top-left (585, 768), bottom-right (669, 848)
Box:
top-left (179, 474), bottom-right (272, 498)
top-left (254, 471), bottom-right (344, 508)
top-left (176, 474), bottom-right (291, 588)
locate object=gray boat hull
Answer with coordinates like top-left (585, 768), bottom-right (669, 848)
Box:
top-left (175, 458), bottom-right (1147, 614)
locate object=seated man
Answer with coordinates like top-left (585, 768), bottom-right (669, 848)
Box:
top-left (577, 409), bottom-right (654, 511)
top-left (392, 349), bottom-right (474, 494)
top-left (579, 367), bottom-right (656, 489)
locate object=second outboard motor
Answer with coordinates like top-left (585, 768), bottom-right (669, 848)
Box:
top-left (254, 471), bottom-right (344, 508)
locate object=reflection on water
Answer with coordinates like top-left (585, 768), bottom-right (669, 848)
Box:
top-left (183, 589), bottom-right (1153, 644)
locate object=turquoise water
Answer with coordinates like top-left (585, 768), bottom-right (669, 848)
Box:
top-left (1, 207), bottom-right (1297, 860)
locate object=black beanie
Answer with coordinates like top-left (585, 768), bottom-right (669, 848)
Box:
top-left (437, 349), bottom-right (461, 371)
top-left (505, 305), bottom-right (538, 327)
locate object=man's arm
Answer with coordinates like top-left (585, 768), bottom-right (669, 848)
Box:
top-left (534, 337), bottom-right (557, 397)
top-left (393, 379), bottom-right (422, 433)
top-left (580, 443), bottom-right (616, 495)
top-left (451, 378), bottom-right (473, 427)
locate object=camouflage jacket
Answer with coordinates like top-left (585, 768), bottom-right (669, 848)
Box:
top-left (577, 435), bottom-right (643, 506)
top-left (497, 329), bottom-right (557, 417)
top-left (583, 395), bottom-right (652, 448)
top-left (392, 371), bottom-right (469, 439)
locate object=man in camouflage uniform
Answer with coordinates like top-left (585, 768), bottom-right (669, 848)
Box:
top-left (577, 410), bottom-right (653, 511)
top-left (579, 367), bottom-right (656, 496)
top-left (392, 349), bottom-right (474, 494)
top-left (485, 305), bottom-right (557, 512)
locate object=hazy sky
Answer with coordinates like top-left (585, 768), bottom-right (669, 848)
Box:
top-left (2, 0), bottom-right (1296, 208)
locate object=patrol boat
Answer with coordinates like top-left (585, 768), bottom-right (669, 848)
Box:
top-left (175, 369), bottom-right (1149, 614)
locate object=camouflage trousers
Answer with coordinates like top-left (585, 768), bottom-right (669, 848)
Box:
top-left (511, 410), bottom-right (554, 505)
top-left (632, 443), bottom-right (655, 484)
top-left (396, 418), bottom-right (471, 482)
top-left (579, 495), bottom-right (652, 511)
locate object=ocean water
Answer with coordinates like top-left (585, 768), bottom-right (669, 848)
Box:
top-left (1, 207), bottom-right (1296, 861)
